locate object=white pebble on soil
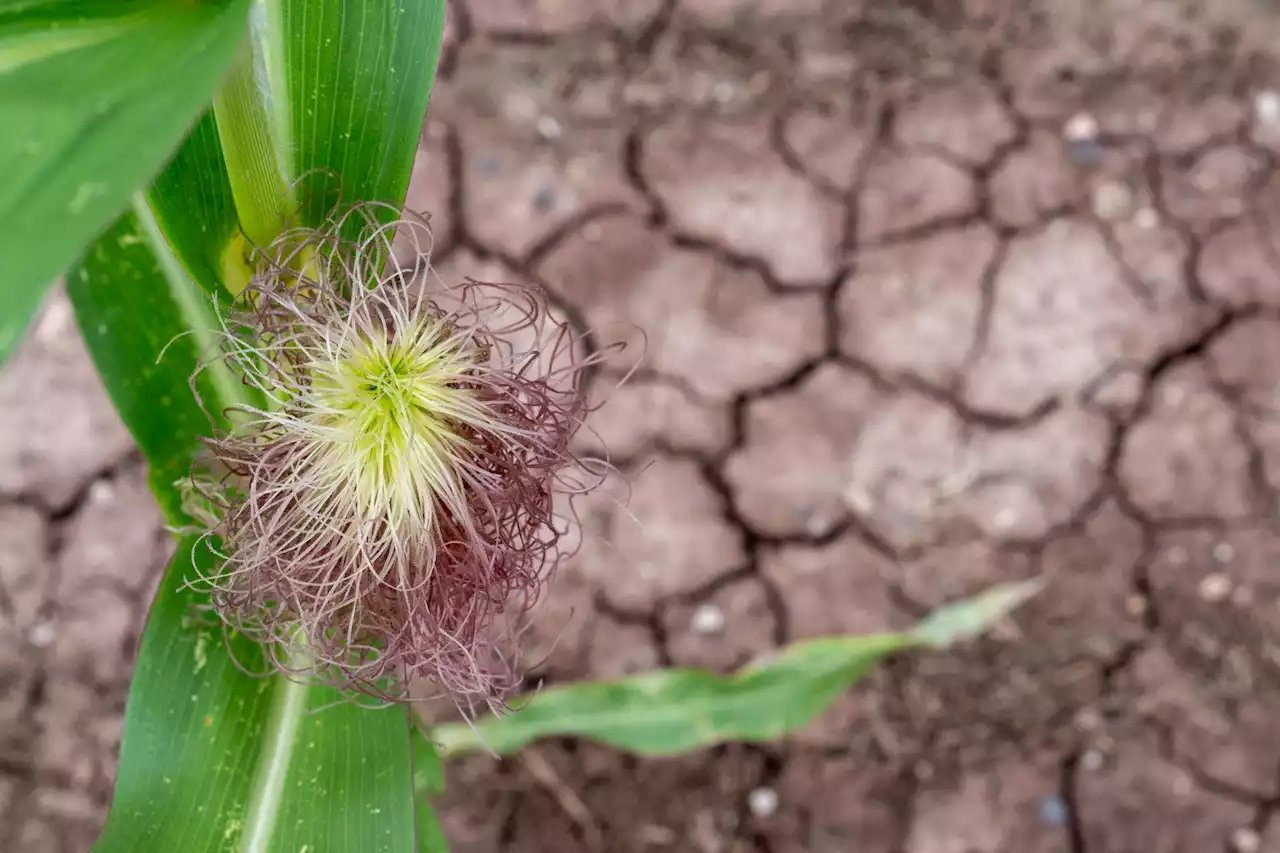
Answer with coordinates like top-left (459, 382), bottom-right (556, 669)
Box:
top-left (692, 604), bottom-right (726, 635)
top-left (29, 622), bottom-right (55, 649)
top-left (1199, 572), bottom-right (1232, 603)
top-left (535, 115), bottom-right (563, 141)
top-left (747, 787), bottom-right (779, 819)
top-left (1232, 827), bottom-right (1261, 853)
top-left (1256, 90), bottom-right (1280, 124)
top-left (1064, 111), bottom-right (1099, 141)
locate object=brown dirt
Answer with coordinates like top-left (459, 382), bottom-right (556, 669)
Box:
top-left (9, 0), bottom-right (1280, 850)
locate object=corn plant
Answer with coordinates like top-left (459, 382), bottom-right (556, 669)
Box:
top-left (1, 2), bottom-right (1036, 850)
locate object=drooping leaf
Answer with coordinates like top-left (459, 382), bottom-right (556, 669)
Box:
top-left (428, 633), bottom-right (911, 758)
top-left (0, 0), bottom-right (250, 365)
top-left (70, 208), bottom-right (420, 852)
top-left (910, 578), bottom-right (1044, 648)
top-left (425, 581), bottom-right (1042, 758)
top-left (93, 538), bottom-right (418, 853)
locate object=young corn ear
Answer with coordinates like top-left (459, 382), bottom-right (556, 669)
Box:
top-left (188, 206), bottom-right (600, 712)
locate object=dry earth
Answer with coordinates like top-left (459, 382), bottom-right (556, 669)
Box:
top-left (9, 0), bottom-right (1280, 850)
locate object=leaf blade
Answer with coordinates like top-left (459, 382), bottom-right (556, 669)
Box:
top-left (426, 582), bottom-right (1044, 759)
top-left (429, 633), bottom-right (912, 758)
top-left (93, 539), bottom-right (418, 853)
top-left (0, 0), bottom-right (250, 364)
top-left (271, 0), bottom-right (446, 227)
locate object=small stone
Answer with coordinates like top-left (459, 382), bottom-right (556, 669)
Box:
top-left (1066, 138), bottom-right (1104, 168)
top-left (582, 222), bottom-right (603, 242)
top-left (535, 115), bottom-right (563, 141)
top-left (1038, 795), bottom-right (1069, 825)
top-left (1064, 112), bottom-right (1099, 141)
top-left (531, 186), bottom-right (556, 213)
top-left (28, 622), bottom-right (55, 648)
top-left (88, 478), bottom-right (115, 504)
top-left (1125, 594), bottom-right (1148, 617)
top-left (1171, 773), bottom-right (1194, 797)
top-left (747, 787), bottom-right (778, 818)
top-left (503, 93), bottom-right (538, 123)
top-left (1075, 708), bottom-right (1102, 732)
top-left (1092, 181), bottom-right (1132, 221)
top-left (1231, 827), bottom-right (1261, 853)
top-left (1212, 541), bottom-right (1235, 563)
top-left (691, 604), bottom-right (726, 635)
top-left (1256, 90), bottom-right (1280, 124)
top-left (1081, 749), bottom-right (1105, 771)
top-left (991, 506), bottom-right (1019, 532)
top-left (712, 81), bottom-right (736, 105)
top-left (1133, 207), bottom-right (1159, 229)
top-left (1199, 572), bottom-right (1233, 603)
top-left (639, 825), bottom-right (677, 845)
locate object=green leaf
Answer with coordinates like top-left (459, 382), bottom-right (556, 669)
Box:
top-left (67, 197), bottom-right (241, 522)
top-left (427, 633), bottom-right (911, 759)
top-left (0, 0), bottom-right (250, 365)
top-left (910, 578), bottom-right (1044, 648)
top-left (147, 111), bottom-right (244, 298)
top-left (426, 582), bottom-right (1043, 759)
top-left (266, 0), bottom-right (446, 229)
top-left (94, 538), bottom-right (417, 853)
top-left (413, 736), bottom-right (449, 853)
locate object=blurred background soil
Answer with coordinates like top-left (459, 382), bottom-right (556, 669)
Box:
top-left (9, 0), bottom-right (1280, 850)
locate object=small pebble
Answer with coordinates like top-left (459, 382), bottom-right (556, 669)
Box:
top-left (1064, 111), bottom-right (1099, 141)
top-left (582, 222), bottom-right (603, 243)
top-left (1125, 594), bottom-right (1148, 617)
top-left (1232, 827), bottom-right (1261, 853)
top-left (88, 478), bottom-right (115, 504)
top-left (991, 506), bottom-right (1019, 533)
top-left (1081, 749), bottom-right (1104, 771)
top-left (691, 604), bottom-right (725, 635)
top-left (1092, 181), bottom-right (1131, 221)
top-left (531, 186), bottom-right (556, 213)
top-left (535, 114), bottom-right (563, 141)
top-left (1212, 541), bottom-right (1235, 563)
top-left (1066, 138), bottom-right (1104, 168)
top-left (747, 787), bottom-right (778, 819)
top-left (1133, 207), bottom-right (1159, 229)
top-left (1199, 572), bottom-right (1233, 603)
top-left (28, 622), bottom-right (55, 649)
top-left (1075, 708), bottom-right (1102, 732)
top-left (1038, 795), bottom-right (1068, 826)
top-left (712, 81), bottom-right (736, 105)
top-left (1171, 774), bottom-right (1193, 797)
top-left (1256, 90), bottom-right (1280, 124)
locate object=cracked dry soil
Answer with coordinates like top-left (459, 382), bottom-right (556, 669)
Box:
top-left (10, 1), bottom-right (1280, 850)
